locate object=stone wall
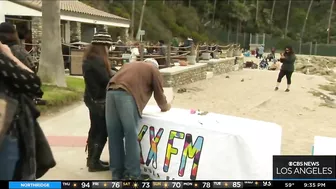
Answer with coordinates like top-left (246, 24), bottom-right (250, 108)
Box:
top-left (70, 21), bottom-right (81, 42)
top-left (204, 57), bottom-right (244, 75)
top-left (161, 64), bottom-right (208, 87)
top-left (31, 17), bottom-right (42, 44)
top-left (160, 56), bottom-right (244, 87)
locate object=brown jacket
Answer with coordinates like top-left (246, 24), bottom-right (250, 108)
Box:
top-left (107, 61), bottom-right (169, 116)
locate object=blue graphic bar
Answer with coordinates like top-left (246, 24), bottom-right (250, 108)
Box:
top-left (9, 182), bottom-right (61, 189)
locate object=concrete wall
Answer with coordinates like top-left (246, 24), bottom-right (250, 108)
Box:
top-left (161, 56), bottom-right (244, 87)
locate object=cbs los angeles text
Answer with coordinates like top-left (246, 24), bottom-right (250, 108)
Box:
top-left (276, 161), bottom-right (333, 175)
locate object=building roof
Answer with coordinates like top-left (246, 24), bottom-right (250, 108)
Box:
top-left (9, 0), bottom-right (129, 22)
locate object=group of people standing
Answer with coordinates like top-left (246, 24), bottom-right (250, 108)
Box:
top-left (82, 30), bottom-right (171, 180)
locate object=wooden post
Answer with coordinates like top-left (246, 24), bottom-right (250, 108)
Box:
top-left (139, 43), bottom-right (144, 61)
top-left (190, 44), bottom-right (195, 55)
top-left (166, 44), bottom-right (171, 67)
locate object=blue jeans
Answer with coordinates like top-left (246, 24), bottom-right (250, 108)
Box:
top-left (105, 90), bottom-right (140, 180)
top-left (0, 135), bottom-right (20, 180)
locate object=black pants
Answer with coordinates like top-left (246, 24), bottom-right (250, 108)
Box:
top-left (85, 100), bottom-right (108, 145)
top-left (277, 70), bottom-right (293, 85)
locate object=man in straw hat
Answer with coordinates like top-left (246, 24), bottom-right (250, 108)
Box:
top-left (105, 58), bottom-right (171, 180)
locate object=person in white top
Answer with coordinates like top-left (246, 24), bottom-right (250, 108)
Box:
top-left (130, 42), bottom-right (139, 62)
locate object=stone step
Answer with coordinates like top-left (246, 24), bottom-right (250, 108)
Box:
top-left (206, 72), bottom-right (214, 79)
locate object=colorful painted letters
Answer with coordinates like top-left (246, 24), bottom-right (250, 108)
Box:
top-left (163, 130), bottom-right (185, 172)
top-left (138, 125), bottom-right (204, 180)
top-left (178, 134), bottom-right (204, 180)
top-left (145, 126), bottom-right (164, 169)
top-left (137, 125), bottom-right (148, 164)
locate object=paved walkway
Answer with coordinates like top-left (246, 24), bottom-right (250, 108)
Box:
top-left (39, 104), bottom-right (111, 180)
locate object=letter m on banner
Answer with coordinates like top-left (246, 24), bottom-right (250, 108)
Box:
top-left (178, 134), bottom-right (204, 180)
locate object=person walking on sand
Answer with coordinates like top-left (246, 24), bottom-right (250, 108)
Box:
top-left (105, 58), bottom-right (171, 180)
top-left (274, 46), bottom-right (296, 92)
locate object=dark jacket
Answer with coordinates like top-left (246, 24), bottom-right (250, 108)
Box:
top-left (7, 41), bottom-right (35, 71)
top-left (82, 56), bottom-right (110, 102)
top-left (280, 53), bottom-right (296, 72)
top-left (0, 52), bottom-right (56, 180)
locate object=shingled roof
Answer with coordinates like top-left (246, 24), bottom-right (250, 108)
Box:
top-left (9, 0), bottom-right (129, 22)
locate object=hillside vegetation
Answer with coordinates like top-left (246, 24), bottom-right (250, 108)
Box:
top-left (80, 0), bottom-right (336, 44)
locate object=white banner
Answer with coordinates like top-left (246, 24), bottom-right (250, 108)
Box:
top-left (138, 106), bottom-right (282, 180)
top-left (313, 136), bottom-right (336, 155)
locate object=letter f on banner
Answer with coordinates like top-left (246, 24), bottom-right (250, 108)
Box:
top-left (146, 126), bottom-right (164, 169)
top-left (163, 130), bottom-right (185, 172)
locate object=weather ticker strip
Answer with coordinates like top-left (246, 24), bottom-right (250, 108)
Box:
top-left (4, 180), bottom-right (336, 189)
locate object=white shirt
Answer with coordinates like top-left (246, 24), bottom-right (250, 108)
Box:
top-left (131, 47), bottom-right (140, 56)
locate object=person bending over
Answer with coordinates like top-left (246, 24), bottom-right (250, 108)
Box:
top-left (105, 59), bottom-right (171, 180)
top-left (275, 46), bottom-right (296, 92)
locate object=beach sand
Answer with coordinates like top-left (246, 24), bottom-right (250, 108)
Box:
top-left (166, 69), bottom-right (336, 155)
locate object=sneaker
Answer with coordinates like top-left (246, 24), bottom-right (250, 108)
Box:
top-left (285, 89), bottom-right (290, 92)
top-left (274, 87), bottom-right (279, 91)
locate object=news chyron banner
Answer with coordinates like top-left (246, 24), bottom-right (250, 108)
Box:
top-left (273, 155), bottom-right (336, 179)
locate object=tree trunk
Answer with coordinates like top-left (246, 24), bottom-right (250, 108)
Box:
top-left (270, 0), bottom-right (276, 22)
top-left (227, 0), bottom-right (230, 41)
top-left (240, 0), bottom-right (246, 33)
top-left (130, 0), bottom-right (135, 39)
top-left (212, 0), bottom-right (217, 28)
top-left (38, 0), bottom-right (66, 87)
top-left (255, 0), bottom-right (259, 21)
top-left (299, 0), bottom-right (314, 54)
top-left (136, 0), bottom-right (147, 40)
top-left (327, 0), bottom-right (335, 44)
top-left (188, 0), bottom-right (191, 7)
top-left (284, 0), bottom-right (292, 38)
top-left (236, 21), bottom-right (239, 44)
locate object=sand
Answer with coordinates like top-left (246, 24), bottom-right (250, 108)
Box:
top-left (168, 69), bottom-right (336, 155)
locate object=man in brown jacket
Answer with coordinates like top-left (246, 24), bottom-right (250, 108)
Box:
top-left (105, 59), bottom-right (171, 180)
